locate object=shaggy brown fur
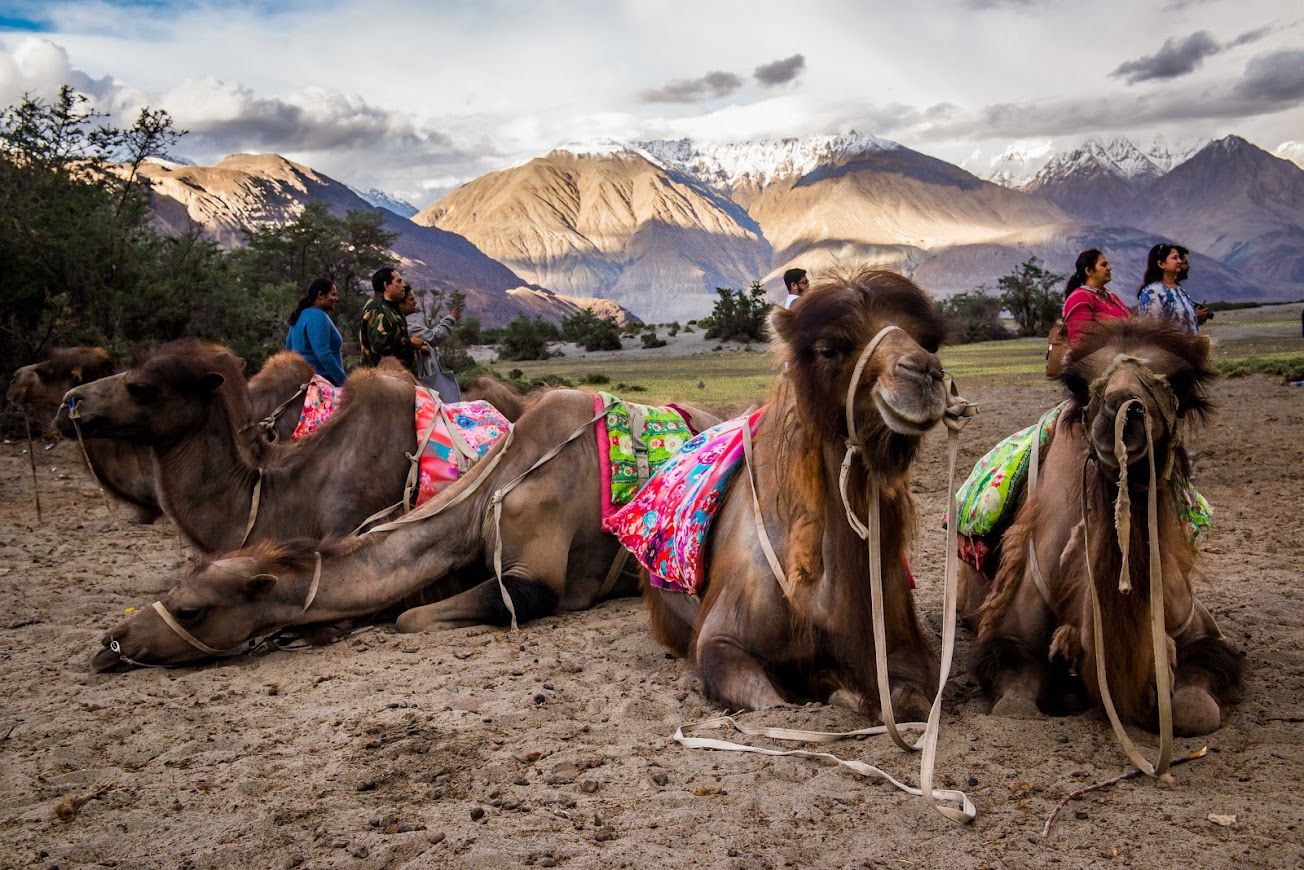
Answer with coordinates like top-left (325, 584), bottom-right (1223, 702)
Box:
top-left (968, 318), bottom-right (1242, 735)
top-left (644, 268), bottom-right (951, 718)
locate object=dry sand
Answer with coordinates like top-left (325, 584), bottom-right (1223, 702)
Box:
top-left (1, 376), bottom-right (1301, 869)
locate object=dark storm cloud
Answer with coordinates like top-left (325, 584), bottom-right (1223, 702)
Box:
top-left (1231, 49), bottom-right (1304, 103)
top-left (929, 47), bottom-right (1304, 138)
top-left (1111, 26), bottom-right (1274, 84)
top-left (639, 70), bottom-right (743, 103)
top-left (1111, 32), bottom-right (1221, 83)
top-left (754, 54), bottom-right (805, 87)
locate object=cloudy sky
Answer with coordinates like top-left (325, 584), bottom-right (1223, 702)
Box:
top-left (1, 0), bottom-right (1301, 206)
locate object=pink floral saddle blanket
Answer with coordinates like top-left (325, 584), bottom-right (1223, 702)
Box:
top-left (291, 375), bottom-right (342, 440)
top-left (413, 389), bottom-right (511, 507)
top-left (605, 408), bottom-right (765, 595)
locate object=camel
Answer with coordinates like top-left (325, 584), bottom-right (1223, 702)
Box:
top-left (55, 339), bottom-right (425, 553)
top-left (8, 347), bottom-right (162, 523)
top-left (965, 318), bottom-right (1242, 740)
top-left (635, 270), bottom-right (957, 722)
top-left (89, 388), bottom-right (720, 671)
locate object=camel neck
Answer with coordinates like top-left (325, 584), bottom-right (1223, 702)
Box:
top-left (153, 392), bottom-right (261, 552)
top-left (293, 518), bottom-right (484, 623)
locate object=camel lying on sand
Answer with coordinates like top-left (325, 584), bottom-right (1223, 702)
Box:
top-left (964, 319), bottom-right (1241, 737)
top-left (90, 388), bottom-right (719, 670)
top-left (634, 269), bottom-right (960, 722)
top-left (8, 347), bottom-right (162, 523)
top-left (57, 340), bottom-right (425, 553)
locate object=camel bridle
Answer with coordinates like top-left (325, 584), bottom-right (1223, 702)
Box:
top-left (1080, 354), bottom-right (1184, 782)
top-left (692, 323), bottom-right (980, 824)
top-left (105, 552), bottom-right (323, 668)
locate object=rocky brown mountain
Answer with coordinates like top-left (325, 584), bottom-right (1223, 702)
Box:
top-left (413, 147), bottom-right (771, 322)
top-left (132, 153), bottom-right (634, 326)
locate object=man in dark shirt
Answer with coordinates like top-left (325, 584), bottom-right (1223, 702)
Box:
top-left (359, 267), bottom-right (426, 370)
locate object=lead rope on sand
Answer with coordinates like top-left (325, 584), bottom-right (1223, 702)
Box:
top-left (22, 415), bottom-right (43, 523)
top-left (680, 327), bottom-right (978, 824)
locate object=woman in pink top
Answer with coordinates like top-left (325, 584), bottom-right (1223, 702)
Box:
top-left (1061, 248), bottom-right (1130, 343)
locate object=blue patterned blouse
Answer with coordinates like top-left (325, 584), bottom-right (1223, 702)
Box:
top-left (1137, 282), bottom-right (1199, 334)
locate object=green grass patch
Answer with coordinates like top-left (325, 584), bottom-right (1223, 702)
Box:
top-left (1215, 353), bottom-right (1304, 380)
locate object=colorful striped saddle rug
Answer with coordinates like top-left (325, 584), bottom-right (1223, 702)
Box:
top-left (413, 390), bottom-right (511, 507)
top-left (605, 409), bottom-right (765, 595)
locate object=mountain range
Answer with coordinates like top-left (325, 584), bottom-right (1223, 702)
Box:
top-left (132, 154), bottom-right (635, 326)
top-left (131, 131), bottom-right (1302, 324)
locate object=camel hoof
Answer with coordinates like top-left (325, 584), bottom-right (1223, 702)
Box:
top-left (394, 611), bottom-right (432, 633)
top-left (991, 694), bottom-right (1041, 719)
top-left (829, 689), bottom-right (866, 714)
top-left (1173, 686), bottom-right (1222, 736)
top-left (890, 685), bottom-right (932, 722)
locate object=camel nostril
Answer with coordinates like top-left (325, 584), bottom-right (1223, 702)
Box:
top-left (895, 356), bottom-right (929, 379)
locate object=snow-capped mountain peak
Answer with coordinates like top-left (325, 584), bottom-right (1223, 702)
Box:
top-left (634, 130), bottom-right (901, 190)
top-left (348, 186), bottom-right (418, 219)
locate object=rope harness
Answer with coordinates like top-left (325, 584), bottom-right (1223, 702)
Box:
top-left (1080, 354), bottom-right (1182, 782)
top-left (105, 552), bottom-right (323, 668)
top-left (679, 325), bottom-right (979, 824)
top-left (239, 380), bottom-right (310, 443)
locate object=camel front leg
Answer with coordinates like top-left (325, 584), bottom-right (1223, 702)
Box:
top-left (975, 578), bottom-right (1055, 719)
top-left (697, 636), bottom-right (787, 711)
top-left (1170, 599), bottom-right (1243, 736)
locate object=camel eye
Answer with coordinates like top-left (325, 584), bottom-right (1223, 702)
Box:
top-left (816, 345), bottom-right (843, 362)
top-left (126, 381), bottom-right (158, 404)
top-left (173, 606), bottom-right (205, 624)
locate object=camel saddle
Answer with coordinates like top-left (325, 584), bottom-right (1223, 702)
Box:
top-left (594, 392), bottom-right (696, 518)
top-left (606, 408), bottom-right (766, 595)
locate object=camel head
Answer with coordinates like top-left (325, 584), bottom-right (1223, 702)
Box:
top-left (91, 540), bottom-right (331, 672)
top-left (6, 347), bottom-right (115, 427)
top-left (1061, 319), bottom-right (1214, 478)
top-left (772, 268), bottom-right (947, 458)
top-left (54, 339), bottom-right (248, 445)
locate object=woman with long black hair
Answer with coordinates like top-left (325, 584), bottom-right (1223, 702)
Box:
top-left (1137, 243), bottom-right (1205, 334)
top-left (285, 278), bottom-right (347, 386)
top-left (1061, 248), bottom-right (1130, 344)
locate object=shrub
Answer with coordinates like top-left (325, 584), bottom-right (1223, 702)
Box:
top-left (940, 286), bottom-right (1011, 344)
top-left (497, 316), bottom-right (560, 361)
top-left (561, 307), bottom-right (622, 351)
top-left (704, 281), bottom-right (770, 342)
top-left (641, 332), bottom-right (667, 349)
top-left (579, 372), bottom-right (610, 385)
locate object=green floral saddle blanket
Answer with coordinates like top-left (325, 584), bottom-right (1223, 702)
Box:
top-left (955, 402), bottom-right (1212, 543)
top-left (595, 392), bottom-right (694, 516)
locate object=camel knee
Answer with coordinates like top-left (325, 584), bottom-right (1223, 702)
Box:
top-left (697, 637), bottom-right (785, 711)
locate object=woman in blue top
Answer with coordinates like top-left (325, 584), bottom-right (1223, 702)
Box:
top-left (1137, 243), bottom-right (1208, 334)
top-left (285, 278), bottom-right (347, 386)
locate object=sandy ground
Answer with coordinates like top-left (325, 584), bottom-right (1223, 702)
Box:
top-left (0, 376), bottom-right (1301, 869)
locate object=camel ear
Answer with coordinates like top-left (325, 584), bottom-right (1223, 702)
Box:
top-left (196, 371), bottom-right (225, 393)
top-left (243, 573), bottom-right (278, 598)
top-left (770, 306), bottom-right (797, 348)
top-left (69, 366), bottom-right (85, 385)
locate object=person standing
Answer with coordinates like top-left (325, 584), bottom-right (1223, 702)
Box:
top-left (359, 267), bottom-right (425, 371)
top-left (1061, 249), bottom-right (1130, 344)
top-left (285, 278), bottom-right (347, 386)
top-left (1138, 243), bottom-right (1207, 334)
top-left (782, 268), bottom-right (810, 309)
top-left (401, 288), bottom-right (464, 401)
